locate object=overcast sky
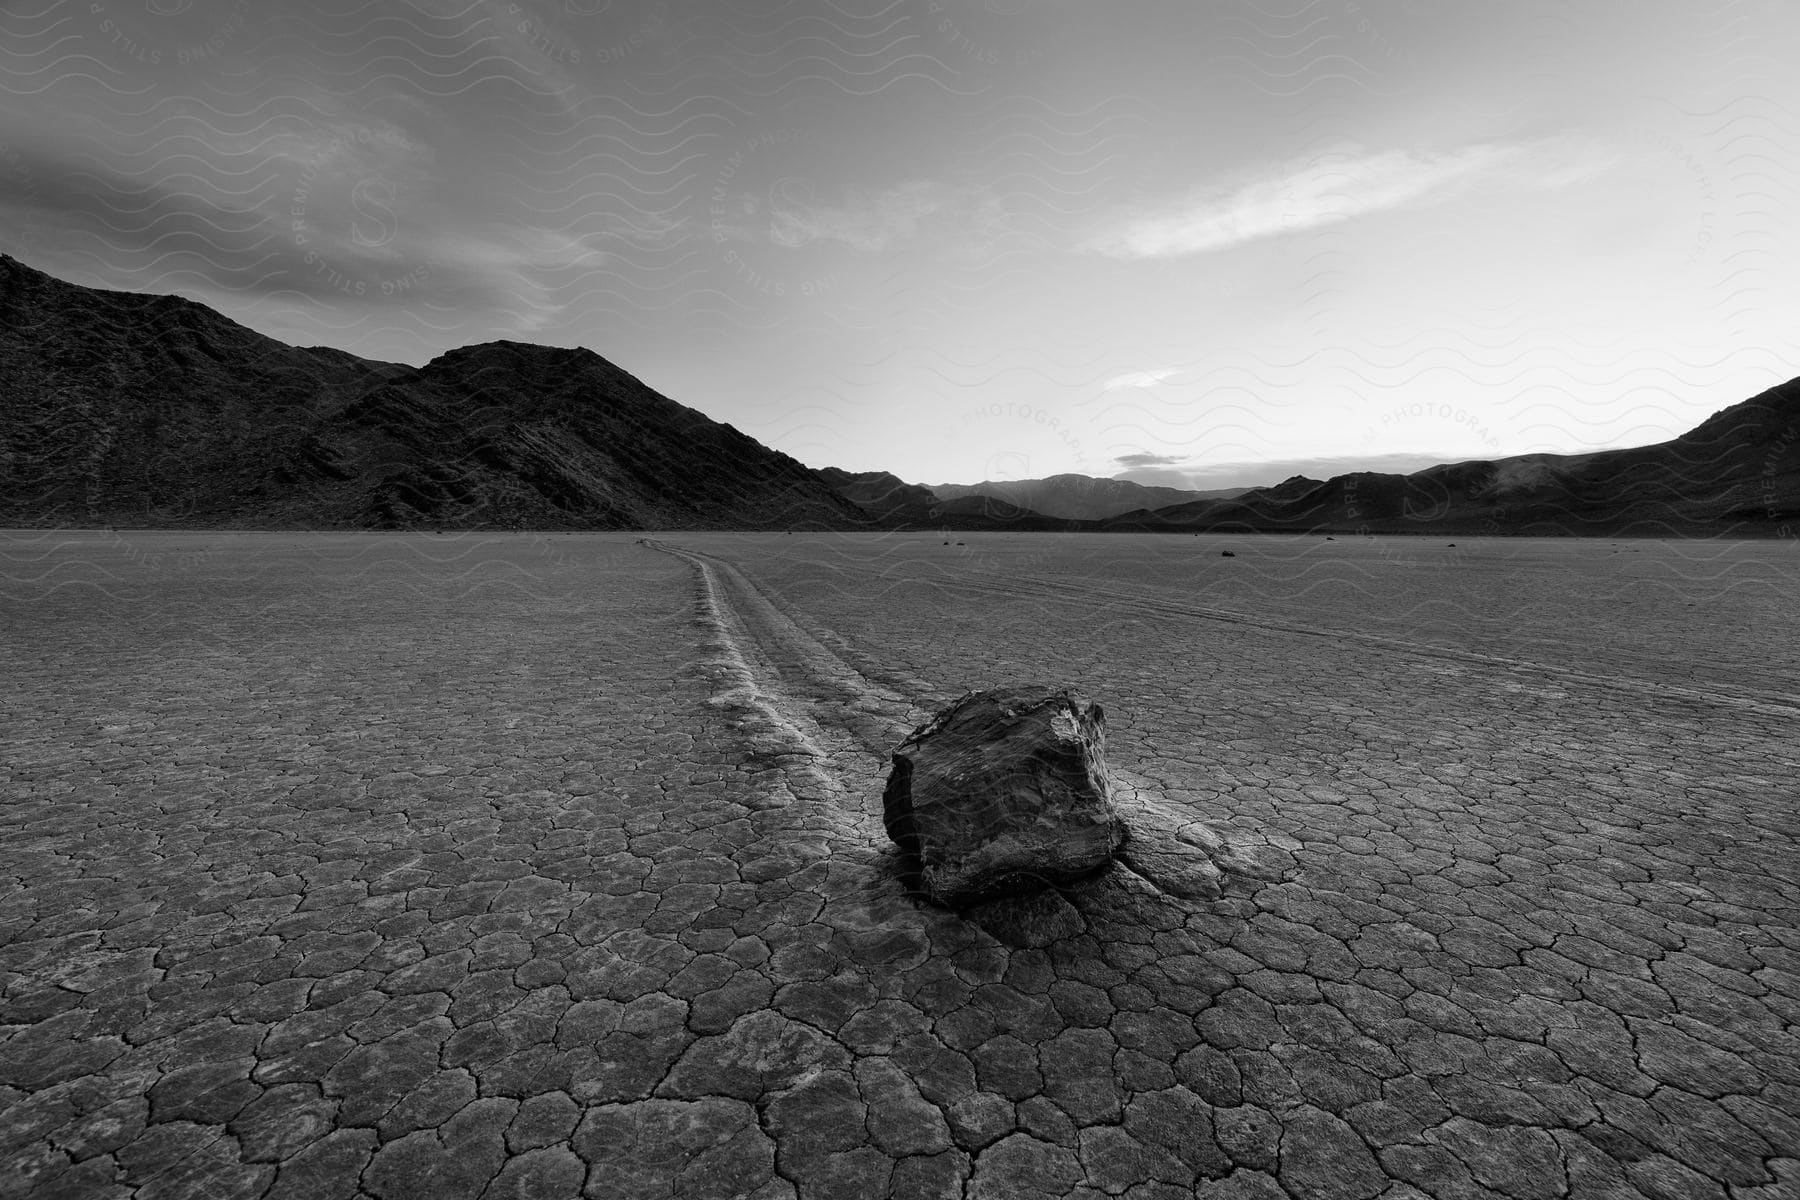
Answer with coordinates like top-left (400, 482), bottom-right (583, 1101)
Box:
top-left (3, 0), bottom-right (1797, 489)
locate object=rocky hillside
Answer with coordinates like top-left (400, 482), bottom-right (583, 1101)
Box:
top-left (931, 473), bottom-right (1246, 520)
top-left (813, 468), bottom-right (941, 519)
top-left (814, 468), bottom-right (1078, 529)
top-left (0, 255), bottom-right (867, 530)
top-left (1114, 474), bottom-right (1325, 525)
top-left (8, 255), bottom-right (1793, 536)
top-left (1108, 386), bottom-right (1800, 536)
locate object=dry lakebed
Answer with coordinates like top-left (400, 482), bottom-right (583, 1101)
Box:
top-left (2, 530), bottom-right (1796, 1200)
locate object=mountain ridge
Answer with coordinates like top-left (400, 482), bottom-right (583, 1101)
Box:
top-left (0, 255), bottom-right (867, 531)
top-left (1103, 387), bottom-right (1800, 536)
top-left (4, 254), bottom-right (1795, 536)
top-left (928, 473), bottom-right (1248, 520)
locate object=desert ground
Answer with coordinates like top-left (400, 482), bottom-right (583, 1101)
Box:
top-left (2, 529), bottom-right (1796, 1199)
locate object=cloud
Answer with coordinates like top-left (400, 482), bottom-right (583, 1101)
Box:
top-left (1081, 136), bottom-right (1618, 260)
top-left (1114, 451), bottom-right (1188, 468)
top-left (0, 148), bottom-right (287, 288)
top-left (0, 133), bottom-right (591, 340)
top-left (1114, 452), bottom-right (1481, 491)
top-left (1103, 368), bottom-right (1182, 390)
top-left (725, 181), bottom-right (1007, 254)
top-left (590, 209), bottom-right (691, 248)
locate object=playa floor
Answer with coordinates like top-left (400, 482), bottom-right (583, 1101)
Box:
top-left (3, 530), bottom-right (1796, 1199)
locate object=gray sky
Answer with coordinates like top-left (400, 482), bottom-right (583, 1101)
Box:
top-left (3, 0), bottom-right (1797, 490)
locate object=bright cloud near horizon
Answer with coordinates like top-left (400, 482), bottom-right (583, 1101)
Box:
top-left (2, 0), bottom-right (1797, 491)
top-left (1080, 137), bottom-right (1618, 261)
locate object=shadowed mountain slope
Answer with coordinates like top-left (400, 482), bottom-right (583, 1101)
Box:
top-left (1108, 388), bottom-right (1800, 536)
top-left (1118, 474), bottom-right (1326, 525)
top-left (814, 468), bottom-right (1076, 528)
top-left (927, 493), bottom-right (1058, 523)
top-left (6, 256), bottom-right (1794, 536)
top-left (0, 255), bottom-right (867, 530)
top-left (0, 255), bottom-right (408, 526)
top-left (814, 467), bottom-right (941, 518)
top-left (931, 473), bottom-right (1247, 520)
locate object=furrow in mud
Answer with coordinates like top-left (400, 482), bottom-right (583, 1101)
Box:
top-left (646, 538), bottom-right (1285, 902)
top-left (643, 538), bottom-right (935, 809)
top-left (930, 566), bottom-right (1800, 718)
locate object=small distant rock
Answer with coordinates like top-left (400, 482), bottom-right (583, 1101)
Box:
top-left (883, 686), bottom-right (1126, 908)
top-left (1220, 550), bottom-right (1235, 557)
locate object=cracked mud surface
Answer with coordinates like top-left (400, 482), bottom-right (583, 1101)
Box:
top-left (3, 530), bottom-right (1797, 1199)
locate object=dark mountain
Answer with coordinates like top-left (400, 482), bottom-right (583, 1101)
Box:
top-left (814, 467), bottom-right (941, 517)
top-left (1254, 474), bottom-right (1327, 502)
top-left (813, 468), bottom-right (1081, 529)
top-left (8, 255), bottom-right (1792, 537)
top-left (1119, 474), bottom-right (1325, 524)
top-left (930, 473), bottom-right (1247, 521)
top-left (928, 493), bottom-right (1055, 523)
top-left (0, 255), bottom-right (867, 530)
top-left (1108, 388), bottom-right (1800, 536)
top-left (0, 256), bottom-right (407, 526)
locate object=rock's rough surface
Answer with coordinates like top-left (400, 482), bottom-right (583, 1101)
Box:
top-left (883, 686), bottom-right (1126, 906)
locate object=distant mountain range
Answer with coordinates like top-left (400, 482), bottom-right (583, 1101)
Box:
top-left (812, 468), bottom-right (941, 518)
top-left (812, 468), bottom-right (1074, 527)
top-left (3, 255), bottom-right (1795, 536)
top-left (848, 402), bottom-right (1800, 535)
top-left (930, 474), bottom-right (1247, 521)
top-left (1101, 387), bottom-right (1800, 535)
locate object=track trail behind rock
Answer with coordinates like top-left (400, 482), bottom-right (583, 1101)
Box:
top-left (646, 538), bottom-right (930, 787)
top-left (643, 539), bottom-right (1292, 902)
top-left (925, 564), bottom-right (1800, 719)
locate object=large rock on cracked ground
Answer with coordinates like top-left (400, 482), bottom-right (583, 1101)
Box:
top-left (882, 685), bottom-right (1127, 906)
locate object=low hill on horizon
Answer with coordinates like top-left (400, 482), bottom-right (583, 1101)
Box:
top-left (813, 468), bottom-right (941, 518)
top-left (814, 468), bottom-right (1072, 529)
top-left (930, 473), bottom-right (1248, 520)
top-left (0, 255), bottom-right (867, 531)
top-left (1107, 391), bottom-right (1800, 536)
